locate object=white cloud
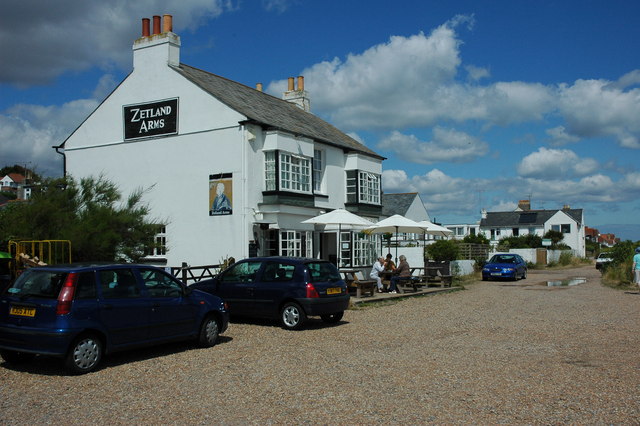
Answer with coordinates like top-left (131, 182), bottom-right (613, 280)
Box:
top-left (517, 147), bottom-right (599, 179)
top-left (0, 97), bottom-right (98, 176)
top-left (268, 17), bottom-right (554, 130)
top-left (0, 0), bottom-right (230, 86)
top-left (557, 76), bottom-right (640, 149)
top-left (465, 64), bottom-right (490, 81)
top-left (546, 126), bottom-right (580, 146)
top-left (383, 168), bottom-right (481, 216)
top-left (377, 127), bottom-right (489, 165)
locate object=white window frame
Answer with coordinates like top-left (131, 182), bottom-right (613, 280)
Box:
top-left (280, 152), bottom-right (311, 193)
top-left (353, 232), bottom-right (376, 267)
top-left (358, 171), bottom-right (380, 204)
top-left (264, 151), bottom-right (277, 191)
top-left (146, 225), bottom-right (167, 258)
top-left (280, 230), bottom-right (312, 257)
top-left (313, 149), bottom-right (324, 193)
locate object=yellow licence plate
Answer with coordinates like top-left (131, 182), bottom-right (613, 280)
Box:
top-left (10, 306), bottom-right (36, 317)
top-left (327, 287), bottom-right (341, 295)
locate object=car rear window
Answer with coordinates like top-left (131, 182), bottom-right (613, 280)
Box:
top-left (5, 269), bottom-right (67, 299)
top-left (307, 262), bottom-right (341, 282)
top-left (263, 262), bottom-right (295, 282)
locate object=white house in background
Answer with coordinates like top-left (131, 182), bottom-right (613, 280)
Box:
top-left (0, 173), bottom-right (31, 200)
top-left (57, 14), bottom-right (384, 268)
top-left (445, 223), bottom-right (480, 240)
top-left (478, 200), bottom-right (586, 257)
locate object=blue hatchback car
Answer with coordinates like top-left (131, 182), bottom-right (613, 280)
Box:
top-left (191, 257), bottom-right (350, 330)
top-left (0, 263), bottom-right (229, 374)
top-left (482, 253), bottom-right (528, 281)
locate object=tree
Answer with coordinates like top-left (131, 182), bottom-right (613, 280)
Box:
top-left (463, 233), bottom-right (489, 245)
top-left (426, 240), bottom-right (459, 261)
top-left (498, 234), bottom-right (542, 249)
top-left (0, 176), bottom-right (162, 262)
top-left (543, 230), bottom-right (565, 249)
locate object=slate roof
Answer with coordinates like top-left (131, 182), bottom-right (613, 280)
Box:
top-left (480, 209), bottom-right (583, 227)
top-left (382, 193), bottom-right (418, 217)
top-left (172, 64), bottom-right (383, 160)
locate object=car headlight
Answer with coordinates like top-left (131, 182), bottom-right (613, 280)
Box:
top-left (503, 268), bottom-right (515, 272)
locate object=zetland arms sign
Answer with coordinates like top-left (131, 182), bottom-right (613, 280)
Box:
top-left (123, 98), bottom-right (178, 140)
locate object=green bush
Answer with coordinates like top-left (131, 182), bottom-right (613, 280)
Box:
top-left (558, 251), bottom-right (573, 266)
top-left (426, 240), bottom-right (459, 261)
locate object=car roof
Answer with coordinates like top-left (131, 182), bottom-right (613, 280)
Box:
top-left (24, 263), bottom-right (164, 273)
top-left (238, 257), bottom-right (332, 265)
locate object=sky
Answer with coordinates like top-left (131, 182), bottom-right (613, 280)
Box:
top-left (1, 0), bottom-right (639, 240)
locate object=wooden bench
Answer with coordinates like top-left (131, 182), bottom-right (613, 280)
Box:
top-left (395, 276), bottom-right (422, 293)
top-left (425, 261), bottom-right (453, 287)
top-left (343, 271), bottom-right (376, 298)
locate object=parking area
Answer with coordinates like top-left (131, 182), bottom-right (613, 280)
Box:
top-left (1, 264), bottom-right (638, 424)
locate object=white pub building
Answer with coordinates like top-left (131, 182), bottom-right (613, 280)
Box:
top-left (58, 15), bottom-right (384, 268)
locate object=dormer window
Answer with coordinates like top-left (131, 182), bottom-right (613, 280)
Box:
top-left (264, 150), bottom-right (311, 194)
top-left (346, 170), bottom-right (381, 205)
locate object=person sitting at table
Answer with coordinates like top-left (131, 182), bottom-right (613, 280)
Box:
top-left (369, 256), bottom-right (385, 293)
top-left (383, 253), bottom-right (396, 272)
top-left (389, 255), bottom-right (411, 294)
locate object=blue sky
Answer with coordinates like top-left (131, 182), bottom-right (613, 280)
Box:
top-left (1, 0), bottom-right (639, 239)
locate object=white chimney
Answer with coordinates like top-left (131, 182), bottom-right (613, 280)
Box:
top-left (283, 76), bottom-right (311, 112)
top-left (133, 14), bottom-right (180, 70)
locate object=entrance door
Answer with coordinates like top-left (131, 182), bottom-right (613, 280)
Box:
top-left (321, 232), bottom-right (338, 266)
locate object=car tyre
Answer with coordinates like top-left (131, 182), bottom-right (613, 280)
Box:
top-left (321, 312), bottom-right (344, 324)
top-left (65, 334), bottom-right (103, 375)
top-left (198, 315), bottom-right (219, 347)
top-left (280, 302), bottom-right (306, 330)
top-left (522, 269), bottom-right (527, 279)
top-left (0, 349), bottom-right (35, 364)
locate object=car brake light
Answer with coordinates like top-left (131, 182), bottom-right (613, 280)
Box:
top-left (306, 283), bottom-right (319, 298)
top-left (56, 273), bottom-right (78, 315)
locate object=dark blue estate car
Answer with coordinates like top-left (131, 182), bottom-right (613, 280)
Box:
top-left (0, 264), bottom-right (229, 374)
top-left (482, 253), bottom-right (528, 281)
top-left (191, 257), bottom-right (350, 330)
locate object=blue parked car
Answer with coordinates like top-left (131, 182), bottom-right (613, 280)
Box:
top-left (191, 257), bottom-right (350, 330)
top-left (482, 253), bottom-right (528, 281)
top-left (0, 264), bottom-right (229, 374)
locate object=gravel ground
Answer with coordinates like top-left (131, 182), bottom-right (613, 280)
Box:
top-left (1, 264), bottom-right (639, 424)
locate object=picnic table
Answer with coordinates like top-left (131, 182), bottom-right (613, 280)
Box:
top-left (381, 268), bottom-right (424, 293)
top-left (340, 269), bottom-right (376, 298)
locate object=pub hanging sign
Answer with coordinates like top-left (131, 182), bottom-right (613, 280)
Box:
top-left (123, 98), bottom-right (178, 140)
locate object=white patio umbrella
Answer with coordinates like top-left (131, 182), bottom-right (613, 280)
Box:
top-left (302, 209), bottom-right (373, 266)
top-left (417, 220), bottom-right (454, 238)
top-left (364, 214), bottom-right (430, 259)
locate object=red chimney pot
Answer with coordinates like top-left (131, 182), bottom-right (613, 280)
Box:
top-left (152, 15), bottom-right (161, 35)
top-left (142, 18), bottom-right (150, 37)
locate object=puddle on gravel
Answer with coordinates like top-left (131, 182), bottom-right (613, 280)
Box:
top-left (546, 277), bottom-right (587, 287)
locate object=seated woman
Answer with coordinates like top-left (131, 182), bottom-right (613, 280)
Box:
top-left (389, 255), bottom-right (411, 294)
top-left (383, 253), bottom-right (396, 272)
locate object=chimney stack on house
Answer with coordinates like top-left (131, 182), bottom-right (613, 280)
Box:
top-left (133, 14), bottom-right (180, 70)
top-left (517, 199), bottom-right (531, 211)
top-left (283, 75), bottom-right (311, 112)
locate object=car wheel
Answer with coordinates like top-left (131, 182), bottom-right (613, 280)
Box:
top-left (482, 275), bottom-right (488, 281)
top-left (65, 334), bottom-right (103, 375)
top-left (0, 349), bottom-right (35, 364)
top-left (522, 269), bottom-right (527, 279)
top-left (321, 312), bottom-right (344, 324)
top-left (280, 302), bottom-right (306, 330)
top-left (198, 315), bottom-right (219, 347)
